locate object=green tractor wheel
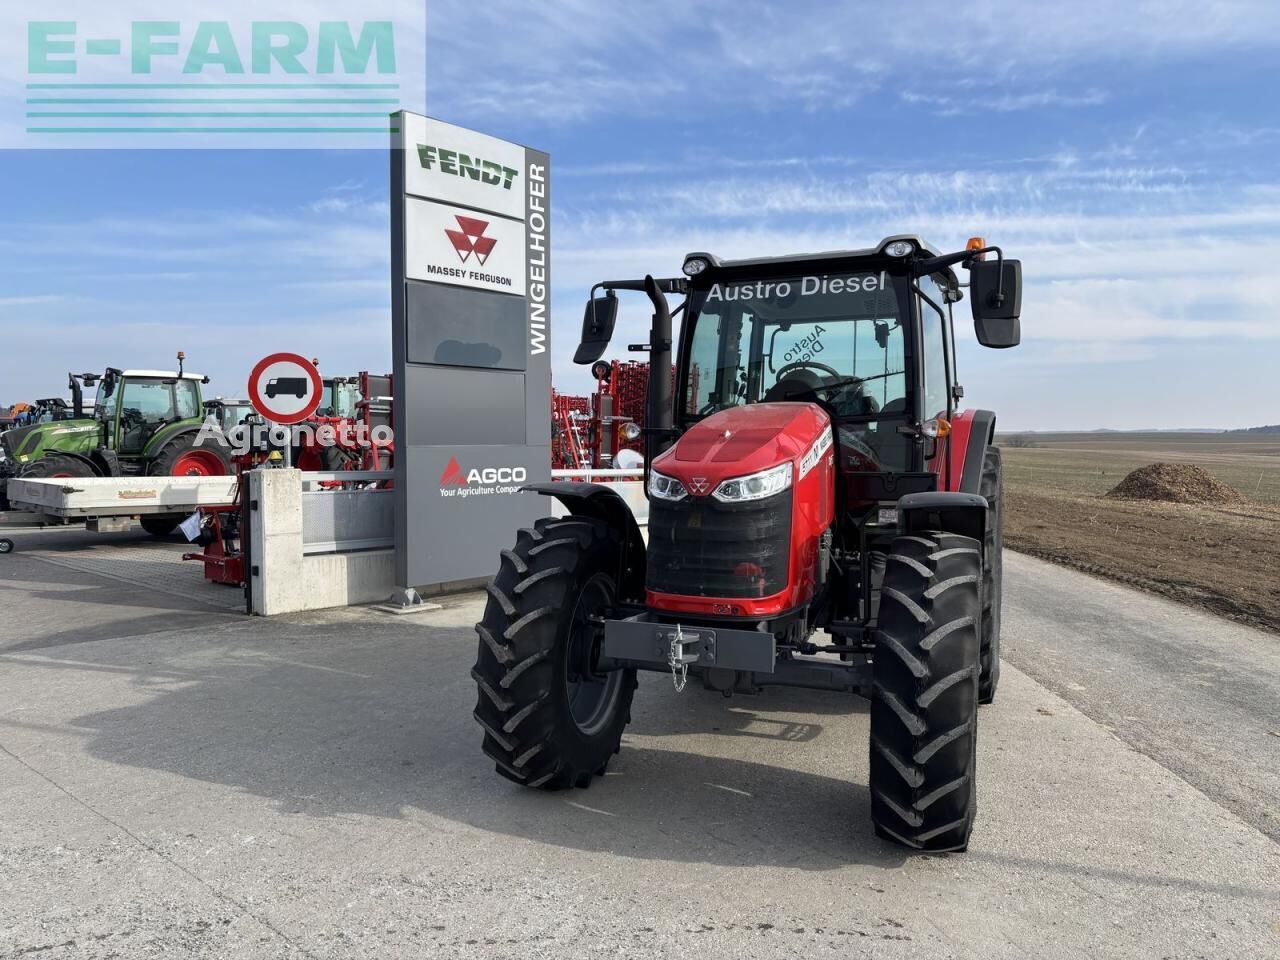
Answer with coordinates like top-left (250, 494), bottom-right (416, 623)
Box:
top-left (18, 454), bottom-right (96, 480)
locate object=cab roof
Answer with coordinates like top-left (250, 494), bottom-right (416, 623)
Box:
top-left (121, 370), bottom-right (207, 380)
top-left (684, 235), bottom-right (942, 272)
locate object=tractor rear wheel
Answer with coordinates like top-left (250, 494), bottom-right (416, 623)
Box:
top-left (472, 515), bottom-right (637, 790)
top-left (148, 435), bottom-right (231, 477)
top-left (978, 446), bottom-right (1003, 704)
top-left (869, 530), bottom-right (982, 852)
top-left (139, 516), bottom-right (180, 537)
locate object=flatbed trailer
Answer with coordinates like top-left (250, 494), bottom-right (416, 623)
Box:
top-left (2, 475), bottom-right (239, 531)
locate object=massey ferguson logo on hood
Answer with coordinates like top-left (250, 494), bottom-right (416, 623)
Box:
top-left (689, 477), bottom-right (710, 495)
top-left (445, 215), bottom-right (496, 266)
top-left (439, 456), bottom-right (528, 499)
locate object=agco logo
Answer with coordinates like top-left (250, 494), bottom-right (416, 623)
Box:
top-left (440, 456), bottom-right (527, 487)
top-left (416, 144), bottom-right (519, 190)
top-left (445, 215), bottom-right (495, 265)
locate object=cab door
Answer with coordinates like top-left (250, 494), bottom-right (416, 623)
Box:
top-left (115, 378), bottom-right (178, 455)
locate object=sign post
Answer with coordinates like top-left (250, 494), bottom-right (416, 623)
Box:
top-left (390, 113), bottom-right (552, 593)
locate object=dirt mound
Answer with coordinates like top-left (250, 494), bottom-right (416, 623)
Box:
top-left (1104, 463), bottom-right (1244, 505)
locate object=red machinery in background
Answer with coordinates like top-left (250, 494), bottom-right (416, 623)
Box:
top-left (551, 390), bottom-right (591, 470)
top-left (294, 372), bottom-right (395, 473)
top-left (551, 360), bottom-right (677, 470)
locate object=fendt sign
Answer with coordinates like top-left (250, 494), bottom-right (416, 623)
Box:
top-left (391, 113), bottom-right (551, 592)
top-left (416, 145), bottom-right (520, 190)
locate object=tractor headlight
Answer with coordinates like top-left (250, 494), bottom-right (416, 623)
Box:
top-left (712, 463), bottom-right (792, 503)
top-left (884, 240), bottom-right (914, 258)
top-left (682, 256), bottom-right (710, 277)
top-left (620, 421), bottom-right (642, 441)
top-left (648, 469), bottom-right (688, 502)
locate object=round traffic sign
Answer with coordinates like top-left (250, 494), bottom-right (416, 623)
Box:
top-left (248, 352), bottom-right (323, 424)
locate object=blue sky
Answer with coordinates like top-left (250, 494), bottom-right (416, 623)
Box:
top-left (2, 0), bottom-right (1279, 430)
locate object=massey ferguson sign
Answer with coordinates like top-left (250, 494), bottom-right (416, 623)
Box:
top-left (404, 197), bottom-right (527, 295)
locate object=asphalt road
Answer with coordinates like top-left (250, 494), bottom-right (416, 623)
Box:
top-left (0, 530), bottom-right (1277, 958)
top-left (1000, 553), bottom-right (1280, 844)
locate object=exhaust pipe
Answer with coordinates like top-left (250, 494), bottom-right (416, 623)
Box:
top-left (642, 275), bottom-right (673, 469)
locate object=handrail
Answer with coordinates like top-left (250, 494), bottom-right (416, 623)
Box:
top-left (551, 469), bottom-right (644, 479)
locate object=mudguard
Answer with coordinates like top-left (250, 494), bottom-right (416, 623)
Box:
top-left (520, 481), bottom-right (647, 602)
top-left (948, 409), bottom-right (997, 494)
top-left (142, 420), bottom-right (205, 459)
top-left (898, 490), bottom-right (988, 542)
top-left (23, 449), bottom-right (102, 476)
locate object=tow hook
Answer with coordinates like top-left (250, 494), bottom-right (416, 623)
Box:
top-left (667, 625), bottom-right (700, 693)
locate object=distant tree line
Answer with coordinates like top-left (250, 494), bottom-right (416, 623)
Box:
top-left (1229, 424), bottom-right (1280, 434)
top-left (998, 434), bottom-right (1038, 448)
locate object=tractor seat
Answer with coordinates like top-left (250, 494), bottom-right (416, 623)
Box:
top-left (763, 370), bottom-right (823, 403)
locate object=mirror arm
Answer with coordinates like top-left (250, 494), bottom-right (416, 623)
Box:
top-left (914, 245), bottom-right (1005, 306)
top-left (594, 277), bottom-right (687, 295)
top-left (584, 286), bottom-right (619, 340)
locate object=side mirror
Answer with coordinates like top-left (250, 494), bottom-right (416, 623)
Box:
top-left (969, 258), bottom-right (1022, 348)
top-left (573, 292), bottom-right (619, 364)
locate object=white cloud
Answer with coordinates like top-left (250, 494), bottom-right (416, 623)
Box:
top-left (900, 89), bottom-right (1109, 115)
top-left (430, 0), bottom-right (1280, 122)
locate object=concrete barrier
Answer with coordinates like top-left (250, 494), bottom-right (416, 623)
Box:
top-left (247, 469), bottom-right (647, 615)
top-left (247, 469), bottom-right (396, 615)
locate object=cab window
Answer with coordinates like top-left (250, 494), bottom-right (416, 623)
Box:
top-left (175, 381), bottom-right (199, 420)
top-left (120, 381), bottom-right (175, 421)
top-left (918, 275), bottom-right (950, 420)
top-left (683, 271), bottom-right (906, 419)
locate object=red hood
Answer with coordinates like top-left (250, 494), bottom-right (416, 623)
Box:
top-left (654, 402), bottom-right (830, 490)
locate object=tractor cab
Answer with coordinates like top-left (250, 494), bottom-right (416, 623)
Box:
top-left (204, 398), bottom-right (255, 435)
top-left (317, 377), bottom-right (360, 419)
top-left (30, 398), bottom-right (74, 423)
top-left (91, 367), bottom-right (207, 456)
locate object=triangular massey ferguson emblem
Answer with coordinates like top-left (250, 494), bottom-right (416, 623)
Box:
top-left (444, 215), bottom-right (497, 266)
top-left (440, 456), bottom-right (467, 486)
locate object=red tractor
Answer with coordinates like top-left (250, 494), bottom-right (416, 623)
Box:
top-left (472, 236), bottom-right (1021, 852)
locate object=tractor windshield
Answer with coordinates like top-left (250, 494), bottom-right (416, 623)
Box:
top-left (682, 269), bottom-right (911, 470)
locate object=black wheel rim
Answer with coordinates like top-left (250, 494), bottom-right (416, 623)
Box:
top-left (566, 572), bottom-right (622, 736)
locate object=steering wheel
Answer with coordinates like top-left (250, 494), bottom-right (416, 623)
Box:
top-left (774, 360), bottom-right (843, 381)
top-left (771, 360), bottom-right (867, 400)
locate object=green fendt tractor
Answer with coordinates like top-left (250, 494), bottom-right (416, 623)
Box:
top-left (0, 354), bottom-right (232, 519)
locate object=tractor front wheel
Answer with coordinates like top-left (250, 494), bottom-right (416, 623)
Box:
top-left (869, 530), bottom-right (982, 852)
top-left (18, 454), bottom-right (96, 480)
top-left (472, 515), bottom-right (637, 790)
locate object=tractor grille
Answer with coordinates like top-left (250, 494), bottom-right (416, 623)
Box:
top-left (647, 490), bottom-right (792, 599)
